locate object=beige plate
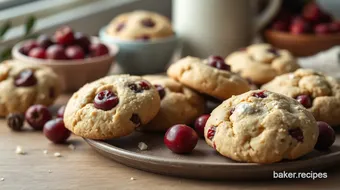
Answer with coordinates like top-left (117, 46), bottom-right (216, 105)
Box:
top-left (84, 132), bottom-right (340, 180)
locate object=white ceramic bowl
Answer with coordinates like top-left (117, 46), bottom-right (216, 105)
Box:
top-left (12, 37), bottom-right (119, 92)
top-left (99, 26), bottom-right (178, 75)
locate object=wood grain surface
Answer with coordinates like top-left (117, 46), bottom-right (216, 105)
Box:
top-left (1, 94), bottom-right (340, 190)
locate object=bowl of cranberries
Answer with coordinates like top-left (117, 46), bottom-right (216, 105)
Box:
top-left (264, 2), bottom-right (340, 57)
top-left (12, 26), bottom-right (119, 92)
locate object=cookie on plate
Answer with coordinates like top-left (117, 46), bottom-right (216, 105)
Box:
top-left (0, 60), bottom-right (61, 116)
top-left (262, 69), bottom-right (340, 126)
top-left (64, 75), bottom-right (161, 140)
top-left (106, 10), bottom-right (174, 40)
top-left (226, 43), bottom-right (300, 85)
top-left (142, 75), bottom-right (205, 131)
top-left (167, 56), bottom-right (250, 100)
top-left (204, 90), bottom-right (318, 163)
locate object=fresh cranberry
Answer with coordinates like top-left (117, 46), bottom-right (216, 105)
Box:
top-left (207, 126), bottom-right (216, 140)
top-left (128, 81), bottom-right (150, 93)
top-left (136, 35), bottom-right (150, 41)
top-left (141, 18), bottom-right (155, 27)
top-left (94, 90), bottom-right (119, 111)
top-left (36, 35), bottom-right (53, 49)
top-left (116, 23), bottom-right (125, 32)
top-left (329, 23), bottom-right (340, 33)
top-left (290, 22), bottom-right (312, 34)
top-left (303, 2), bottom-right (323, 22)
top-left (14, 69), bottom-right (37, 87)
top-left (194, 114), bottom-right (210, 138)
top-left (89, 43), bottom-right (109, 57)
top-left (296, 95), bottom-right (312, 108)
top-left (74, 32), bottom-right (91, 53)
top-left (252, 91), bottom-right (267, 98)
top-left (65, 45), bottom-right (85, 59)
top-left (154, 84), bottom-right (165, 99)
top-left (130, 114), bottom-right (141, 127)
top-left (291, 16), bottom-right (305, 25)
top-left (54, 26), bottom-right (75, 45)
top-left (271, 20), bottom-right (289, 32)
top-left (314, 24), bottom-right (331, 34)
top-left (28, 47), bottom-right (46, 59)
top-left (164, 124), bottom-right (198, 154)
top-left (57, 105), bottom-right (66, 118)
top-left (46, 45), bottom-right (67, 60)
top-left (43, 118), bottom-right (71, 144)
top-left (21, 41), bottom-right (38, 55)
top-left (315, 121), bottom-right (336, 150)
top-left (289, 128), bottom-right (304, 142)
top-left (25, 104), bottom-right (52, 130)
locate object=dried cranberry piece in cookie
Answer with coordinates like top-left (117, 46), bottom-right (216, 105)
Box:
top-left (207, 126), bottom-right (216, 140)
top-left (267, 48), bottom-right (280, 56)
top-left (296, 95), bottom-right (312, 108)
top-left (94, 90), bottom-right (119, 111)
top-left (116, 23), bottom-right (125, 32)
top-left (130, 114), bottom-right (141, 127)
top-left (207, 55), bottom-right (231, 71)
top-left (252, 91), bottom-right (267, 98)
top-left (128, 81), bottom-right (150, 93)
top-left (141, 18), bottom-right (155, 27)
top-left (136, 35), bottom-right (150, 41)
top-left (289, 128), bottom-right (304, 142)
top-left (230, 108), bottom-right (235, 115)
top-left (154, 84), bottom-right (165, 99)
top-left (14, 69), bottom-right (37, 87)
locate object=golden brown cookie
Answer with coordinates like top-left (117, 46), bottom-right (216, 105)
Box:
top-left (167, 56), bottom-right (250, 100)
top-left (142, 75), bottom-right (205, 131)
top-left (205, 90), bottom-right (318, 164)
top-left (0, 60), bottom-right (61, 116)
top-left (226, 43), bottom-right (300, 85)
top-left (64, 75), bottom-right (161, 140)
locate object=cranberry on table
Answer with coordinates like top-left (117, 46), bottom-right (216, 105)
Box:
top-left (25, 104), bottom-right (52, 130)
top-left (14, 69), bottom-right (37, 87)
top-left (54, 26), bottom-right (75, 45)
top-left (43, 118), bottom-right (71, 144)
top-left (75, 32), bottom-right (91, 53)
top-left (314, 24), bottom-right (330, 34)
top-left (154, 84), bottom-right (165, 100)
top-left (46, 44), bottom-right (67, 60)
top-left (65, 45), bottom-right (85, 59)
top-left (89, 43), bottom-right (109, 57)
top-left (315, 121), bottom-right (336, 150)
top-left (164, 124), bottom-right (198, 154)
top-left (20, 41), bottom-right (38, 55)
top-left (28, 47), bottom-right (46, 59)
top-left (36, 34), bottom-right (53, 49)
top-left (296, 95), bottom-right (312, 108)
top-left (94, 90), bottom-right (119, 111)
top-left (194, 114), bottom-right (210, 138)
top-left (57, 105), bottom-right (66, 118)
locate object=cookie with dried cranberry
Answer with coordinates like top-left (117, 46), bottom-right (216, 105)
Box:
top-left (0, 60), bottom-right (61, 116)
top-left (142, 75), bottom-right (205, 131)
top-left (167, 56), bottom-right (250, 100)
top-left (205, 90), bottom-right (318, 163)
top-left (106, 10), bottom-right (173, 40)
top-left (64, 75), bottom-right (160, 139)
top-left (226, 43), bottom-right (300, 85)
top-left (262, 69), bottom-right (340, 126)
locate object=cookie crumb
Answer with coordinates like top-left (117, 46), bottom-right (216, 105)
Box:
top-left (15, 146), bottom-right (26, 155)
top-left (0, 178), bottom-right (4, 181)
top-left (43, 150), bottom-right (48, 154)
top-left (68, 144), bottom-right (75, 151)
top-left (54, 152), bottom-right (62, 157)
top-left (138, 142), bottom-right (148, 151)
top-left (130, 177), bottom-right (136, 181)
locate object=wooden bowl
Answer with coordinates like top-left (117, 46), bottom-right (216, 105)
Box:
top-left (264, 30), bottom-right (340, 57)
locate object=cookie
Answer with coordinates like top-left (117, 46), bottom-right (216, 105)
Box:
top-left (204, 90), bottom-right (318, 163)
top-left (226, 43), bottom-right (300, 85)
top-left (106, 10), bottom-right (174, 40)
top-left (262, 69), bottom-right (340, 126)
top-left (142, 75), bottom-right (205, 131)
top-left (167, 56), bottom-right (250, 100)
top-left (64, 75), bottom-right (161, 140)
top-left (0, 60), bottom-right (61, 116)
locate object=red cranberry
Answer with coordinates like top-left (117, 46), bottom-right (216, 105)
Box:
top-left (57, 105), bottom-right (66, 118)
top-left (21, 41), bottom-right (38, 55)
top-left (207, 126), bottom-right (216, 140)
top-left (130, 114), bottom-right (141, 127)
top-left (74, 32), bottom-right (91, 53)
top-left (290, 22), bottom-right (312, 34)
top-left (141, 18), bottom-right (155, 27)
top-left (291, 16), bottom-right (305, 25)
top-left (28, 47), bottom-right (46, 59)
top-left (128, 81), bottom-right (150, 93)
top-left (267, 48), bottom-right (279, 56)
top-left (208, 59), bottom-right (231, 71)
top-left (289, 128), bottom-right (304, 142)
top-left (136, 35), bottom-right (150, 41)
top-left (303, 2), bottom-right (322, 22)
top-left (314, 24), bottom-right (331, 34)
top-left (164, 124), bottom-right (198, 154)
top-left (36, 35), bottom-right (53, 49)
top-left (43, 118), bottom-right (71, 144)
top-left (329, 23), bottom-right (340, 33)
top-left (65, 45), bottom-right (85, 59)
top-left (208, 55), bottom-right (224, 62)
top-left (94, 90), bottom-right (119, 111)
top-left (46, 45), bottom-right (67, 60)
top-left (14, 69), bottom-right (37, 87)
top-left (89, 43), bottom-right (109, 57)
top-left (25, 104), bottom-right (52, 130)
top-left (139, 81), bottom-right (150, 90)
top-left (271, 20), bottom-right (289, 32)
top-left (154, 84), bottom-right (165, 99)
top-left (116, 23), bottom-right (125, 32)
top-left (252, 91), bottom-right (267, 98)
top-left (194, 114), bottom-right (210, 138)
top-left (296, 95), bottom-right (312, 108)
top-left (315, 121), bottom-right (336, 150)
top-left (54, 26), bottom-right (75, 45)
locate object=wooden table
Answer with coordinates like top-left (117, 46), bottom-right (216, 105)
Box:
top-left (1, 95), bottom-right (340, 190)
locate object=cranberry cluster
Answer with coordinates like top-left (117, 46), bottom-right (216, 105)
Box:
top-left (270, 2), bottom-right (340, 35)
top-left (19, 26), bottom-right (109, 60)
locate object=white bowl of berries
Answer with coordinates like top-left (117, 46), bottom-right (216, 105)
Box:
top-left (12, 26), bottom-right (119, 92)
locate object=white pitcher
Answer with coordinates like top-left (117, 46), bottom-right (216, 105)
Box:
top-left (173, 0), bottom-right (282, 58)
